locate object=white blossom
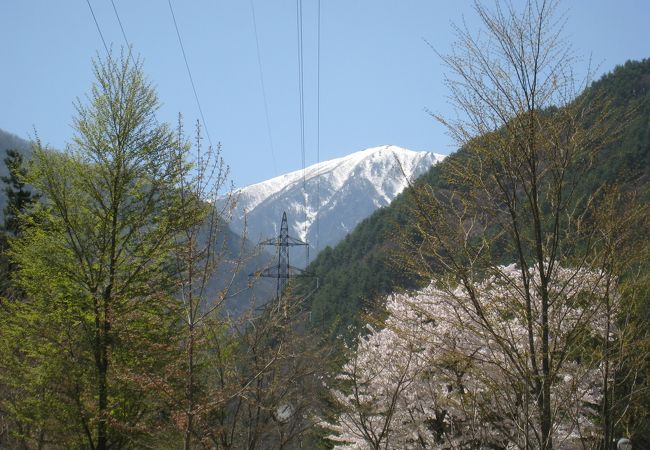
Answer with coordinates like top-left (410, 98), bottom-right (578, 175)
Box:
top-left (325, 264), bottom-right (617, 449)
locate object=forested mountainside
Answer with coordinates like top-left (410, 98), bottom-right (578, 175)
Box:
top-left (298, 57), bottom-right (650, 338)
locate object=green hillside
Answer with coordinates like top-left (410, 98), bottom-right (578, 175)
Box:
top-left (299, 58), bottom-right (650, 339)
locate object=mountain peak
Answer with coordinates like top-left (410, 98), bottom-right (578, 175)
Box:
top-left (228, 145), bottom-right (445, 263)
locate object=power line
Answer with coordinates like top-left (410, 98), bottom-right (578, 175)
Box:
top-left (249, 0), bottom-right (278, 176)
top-left (316, 0), bottom-right (321, 254)
top-left (85, 0), bottom-right (109, 55)
top-left (296, 0), bottom-right (306, 184)
top-left (167, 0), bottom-right (215, 151)
top-left (109, 0), bottom-right (130, 51)
top-left (109, 0), bottom-right (140, 70)
top-left (296, 0), bottom-right (308, 266)
top-left (109, 0), bottom-right (142, 75)
top-left (109, 0), bottom-right (165, 129)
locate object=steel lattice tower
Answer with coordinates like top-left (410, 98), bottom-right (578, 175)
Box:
top-left (258, 211), bottom-right (308, 300)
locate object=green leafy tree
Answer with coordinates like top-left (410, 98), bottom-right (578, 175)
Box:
top-left (0, 148), bottom-right (39, 300)
top-left (1, 149), bottom-right (38, 236)
top-left (0, 148), bottom-right (40, 448)
top-left (1, 51), bottom-right (194, 449)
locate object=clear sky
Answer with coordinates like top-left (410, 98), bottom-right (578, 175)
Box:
top-left (1, 1), bottom-right (649, 188)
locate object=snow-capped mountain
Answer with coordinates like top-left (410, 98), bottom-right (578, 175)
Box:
top-left (228, 145), bottom-right (445, 266)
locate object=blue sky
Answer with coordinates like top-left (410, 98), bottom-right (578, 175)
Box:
top-left (1, 1), bottom-right (649, 188)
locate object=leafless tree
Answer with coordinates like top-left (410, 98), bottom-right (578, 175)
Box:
top-left (396, 1), bottom-right (648, 448)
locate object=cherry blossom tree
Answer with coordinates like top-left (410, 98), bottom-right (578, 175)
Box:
top-left (326, 264), bottom-right (616, 449)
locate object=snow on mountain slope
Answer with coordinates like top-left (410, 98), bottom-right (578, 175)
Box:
top-left (228, 145), bottom-right (445, 266)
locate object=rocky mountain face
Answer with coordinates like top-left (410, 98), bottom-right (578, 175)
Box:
top-left (228, 145), bottom-right (445, 265)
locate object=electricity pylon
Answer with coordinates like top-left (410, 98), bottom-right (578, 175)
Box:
top-left (257, 211), bottom-right (308, 300)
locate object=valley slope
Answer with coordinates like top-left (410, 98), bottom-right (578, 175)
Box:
top-left (296, 58), bottom-right (650, 337)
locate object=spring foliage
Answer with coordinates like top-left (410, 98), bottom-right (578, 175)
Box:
top-left (327, 265), bottom-right (616, 449)
top-left (1, 51), bottom-right (191, 449)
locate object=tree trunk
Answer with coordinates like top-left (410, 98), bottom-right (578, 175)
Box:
top-left (539, 275), bottom-right (552, 450)
top-left (184, 322), bottom-right (194, 450)
top-left (98, 346), bottom-right (108, 450)
top-left (97, 292), bottom-right (110, 450)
